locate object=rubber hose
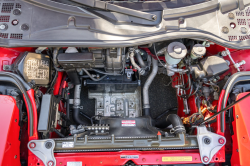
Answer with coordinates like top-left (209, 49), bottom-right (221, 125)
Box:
top-left (73, 107), bottom-right (90, 125)
top-left (165, 114), bottom-right (186, 134)
top-left (135, 49), bottom-right (146, 68)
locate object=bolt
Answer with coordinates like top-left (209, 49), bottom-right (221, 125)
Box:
top-left (218, 138), bottom-right (225, 144)
top-left (156, 159), bottom-right (159, 162)
top-left (45, 142), bottom-right (52, 149)
top-left (14, 155), bottom-right (17, 159)
top-left (228, 13), bottom-right (235, 19)
top-left (152, 15), bottom-right (157, 20)
top-left (47, 161), bottom-right (54, 166)
top-left (203, 156), bottom-right (209, 163)
top-left (236, 115), bottom-right (239, 119)
top-left (237, 149), bottom-right (239, 152)
top-left (222, 26), bottom-right (229, 34)
top-left (204, 137), bottom-right (211, 145)
top-left (142, 158), bottom-right (146, 162)
top-left (178, 17), bottom-right (185, 24)
top-left (29, 142), bottom-right (36, 149)
top-left (241, 27), bottom-right (247, 34)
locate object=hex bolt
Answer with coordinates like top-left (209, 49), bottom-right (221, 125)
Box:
top-left (203, 156), bottom-right (209, 163)
top-left (45, 142), bottom-right (52, 149)
top-left (218, 138), bottom-right (225, 144)
top-left (204, 137), bottom-right (211, 145)
top-left (29, 142), bottom-right (36, 149)
top-left (222, 26), bottom-right (229, 34)
top-left (47, 161), bottom-right (54, 166)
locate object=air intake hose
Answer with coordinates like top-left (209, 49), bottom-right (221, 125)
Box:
top-left (73, 84), bottom-right (90, 125)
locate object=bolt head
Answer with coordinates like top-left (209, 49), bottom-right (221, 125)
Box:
top-left (203, 156), bottom-right (209, 162)
top-left (47, 161), bottom-right (54, 166)
top-left (152, 15), bottom-right (157, 20)
top-left (218, 138), bottom-right (225, 144)
top-left (29, 142), bottom-right (36, 149)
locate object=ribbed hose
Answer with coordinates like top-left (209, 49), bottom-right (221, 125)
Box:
top-left (73, 84), bottom-right (90, 125)
top-left (143, 57), bottom-right (158, 116)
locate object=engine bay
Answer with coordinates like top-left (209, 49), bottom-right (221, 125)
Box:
top-left (1, 0), bottom-right (250, 166)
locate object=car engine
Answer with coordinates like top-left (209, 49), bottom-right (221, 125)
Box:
top-left (1, 0), bottom-right (250, 166)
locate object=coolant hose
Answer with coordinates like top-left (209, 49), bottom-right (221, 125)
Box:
top-left (129, 49), bottom-right (145, 75)
top-left (166, 114), bottom-right (186, 134)
top-left (73, 84), bottom-right (90, 125)
top-left (143, 57), bottom-right (158, 116)
top-left (135, 49), bottom-right (146, 68)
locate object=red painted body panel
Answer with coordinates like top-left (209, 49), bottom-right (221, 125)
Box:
top-left (231, 93), bottom-right (250, 166)
top-left (0, 95), bottom-right (20, 166)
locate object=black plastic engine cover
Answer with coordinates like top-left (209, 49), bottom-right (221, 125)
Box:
top-left (99, 116), bottom-right (160, 138)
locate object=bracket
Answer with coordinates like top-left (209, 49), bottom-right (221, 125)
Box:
top-left (28, 139), bottom-right (56, 166)
top-left (196, 126), bottom-right (226, 164)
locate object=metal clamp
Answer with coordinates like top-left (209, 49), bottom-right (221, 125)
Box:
top-left (196, 126), bottom-right (226, 164)
top-left (28, 139), bottom-right (56, 166)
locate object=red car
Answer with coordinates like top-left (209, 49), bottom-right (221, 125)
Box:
top-left (0, 0), bottom-right (249, 166)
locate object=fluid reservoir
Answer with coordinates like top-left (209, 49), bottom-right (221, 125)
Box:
top-left (190, 44), bottom-right (206, 59)
top-left (165, 42), bottom-right (187, 65)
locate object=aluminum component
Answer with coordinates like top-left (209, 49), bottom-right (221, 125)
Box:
top-left (165, 42), bottom-right (187, 65)
top-left (105, 48), bottom-right (123, 74)
top-left (73, 84), bottom-right (81, 107)
top-left (28, 139), bottom-right (56, 166)
top-left (143, 58), bottom-right (158, 109)
top-left (89, 86), bottom-right (141, 118)
top-left (221, 48), bottom-right (245, 72)
top-left (190, 44), bottom-right (206, 59)
top-left (196, 126), bottom-right (226, 164)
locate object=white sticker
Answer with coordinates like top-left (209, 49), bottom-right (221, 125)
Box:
top-left (121, 120), bottom-right (136, 127)
top-left (120, 155), bottom-right (139, 159)
top-left (62, 142), bottom-right (74, 148)
top-left (67, 162), bottom-right (82, 166)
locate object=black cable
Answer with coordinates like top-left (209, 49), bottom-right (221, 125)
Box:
top-left (201, 92), bottom-right (250, 125)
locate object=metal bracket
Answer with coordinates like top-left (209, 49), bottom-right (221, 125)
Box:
top-left (196, 126), bottom-right (226, 164)
top-left (28, 139), bottom-right (56, 166)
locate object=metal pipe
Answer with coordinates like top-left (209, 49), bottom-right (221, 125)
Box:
top-left (129, 49), bottom-right (145, 75)
top-left (143, 57), bottom-right (158, 116)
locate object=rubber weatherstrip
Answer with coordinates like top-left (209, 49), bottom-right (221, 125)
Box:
top-left (220, 71), bottom-right (250, 132)
top-left (0, 72), bottom-right (33, 136)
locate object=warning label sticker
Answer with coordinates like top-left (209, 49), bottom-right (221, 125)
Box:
top-left (162, 156), bottom-right (192, 162)
top-left (121, 120), bottom-right (136, 127)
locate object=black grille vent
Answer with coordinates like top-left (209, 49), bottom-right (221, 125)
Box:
top-left (1, 3), bottom-right (14, 13)
top-left (10, 33), bottom-right (22, 39)
top-left (0, 33), bottom-right (8, 38)
top-left (0, 16), bottom-right (10, 22)
top-left (15, 3), bottom-right (21, 8)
